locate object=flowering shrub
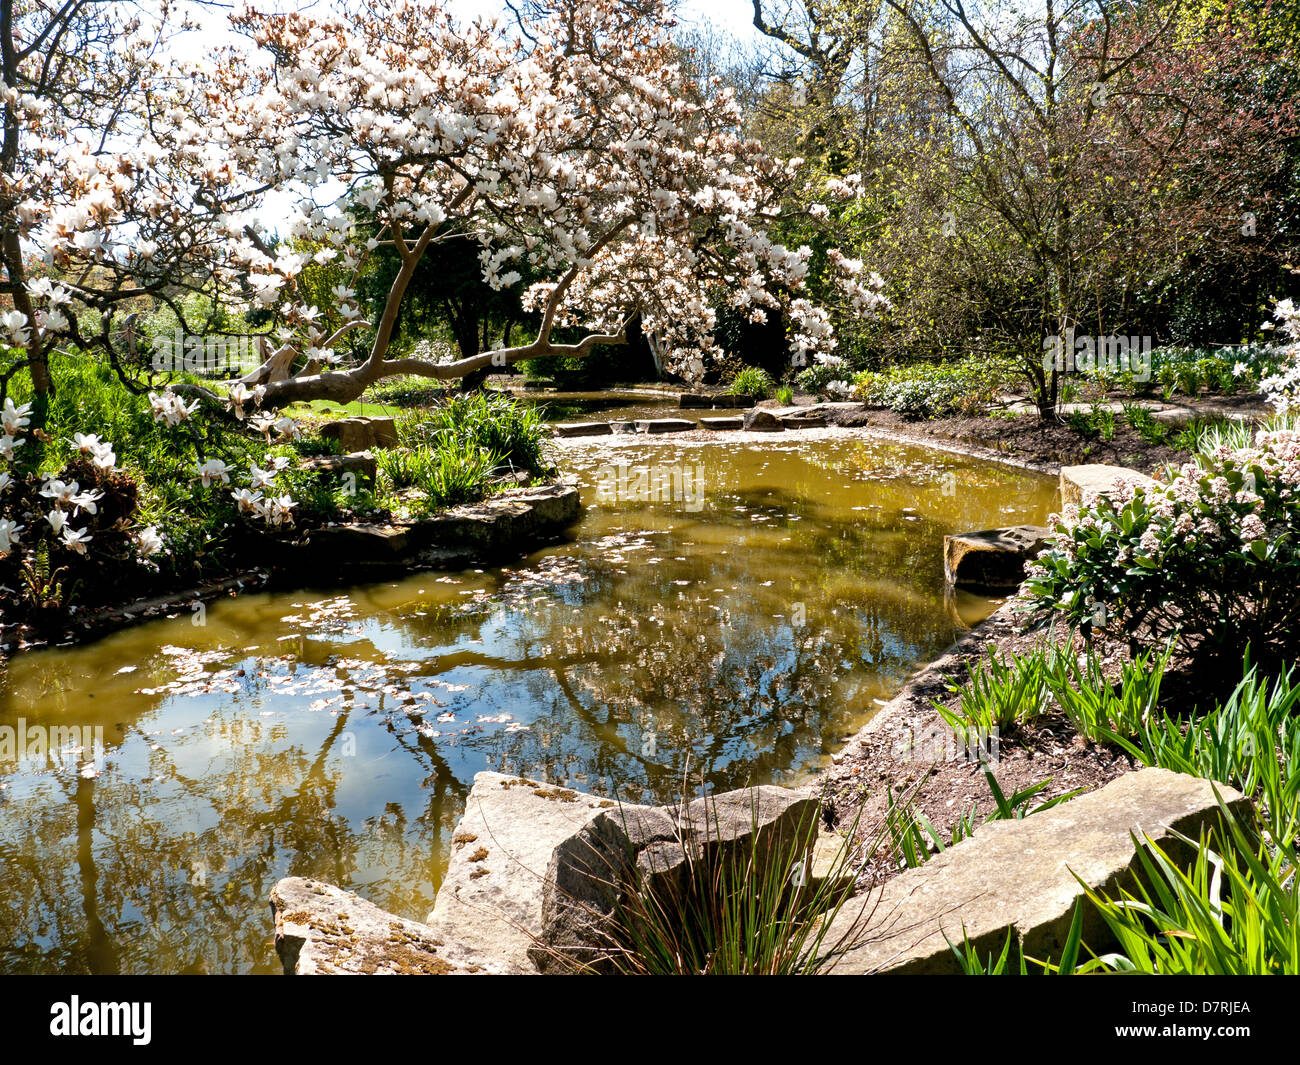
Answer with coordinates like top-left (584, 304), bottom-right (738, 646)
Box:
top-left (0, 400), bottom-right (163, 619)
top-left (852, 357), bottom-right (1016, 418)
top-left (1261, 298), bottom-right (1300, 414)
top-left (1023, 428), bottom-right (1300, 669)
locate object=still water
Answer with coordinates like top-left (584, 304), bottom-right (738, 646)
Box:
top-left (0, 430), bottom-right (1055, 973)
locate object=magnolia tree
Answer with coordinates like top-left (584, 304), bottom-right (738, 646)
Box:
top-left (10, 0), bottom-right (884, 421)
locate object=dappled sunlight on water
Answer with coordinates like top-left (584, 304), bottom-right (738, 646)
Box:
top-left (0, 431), bottom-right (1055, 972)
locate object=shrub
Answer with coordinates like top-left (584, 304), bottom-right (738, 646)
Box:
top-left (1023, 428), bottom-right (1300, 671)
top-left (853, 356), bottom-right (1017, 419)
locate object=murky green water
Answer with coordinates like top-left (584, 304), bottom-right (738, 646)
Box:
top-left (0, 429), bottom-right (1055, 973)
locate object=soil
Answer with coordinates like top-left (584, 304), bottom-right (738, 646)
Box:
top-left (823, 392), bottom-right (1268, 476)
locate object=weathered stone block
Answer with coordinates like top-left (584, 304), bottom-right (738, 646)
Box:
top-left (820, 768), bottom-right (1248, 974)
top-left (943, 525), bottom-right (1052, 593)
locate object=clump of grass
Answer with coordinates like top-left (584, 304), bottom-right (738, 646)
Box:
top-left (775, 384), bottom-right (794, 405)
top-left (1043, 642), bottom-right (1174, 743)
top-left (558, 790), bottom-right (879, 976)
top-left (727, 366), bottom-right (776, 399)
top-left (933, 646), bottom-right (1052, 736)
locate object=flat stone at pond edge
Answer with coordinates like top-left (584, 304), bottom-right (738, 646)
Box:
top-left (742, 408), bottom-right (785, 432)
top-left (1060, 464), bottom-right (1160, 509)
top-left (943, 525), bottom-right (1052, 593)
top-left (773, 406), bottom-right (828, 428)
top-left (678, 392), bottom-right (713, 409)
top-left (270, 876), bottom-right (496, 974)
top-left (714, 394), bottom-right (755, 408)
top-left (553, 421), bottom-right (613, 437)
top-left (699, 416), bottom-right (744, 430)
top-left (425, 772), bottom-right (630, 974)
top-left (820, 768), bottom-right (1249, 974)
top-left (318, 415), bottom-right (397, 452)
top-left (636, 418), bottom-right (697, 434)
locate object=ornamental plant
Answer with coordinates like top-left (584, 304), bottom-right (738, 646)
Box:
top-left (1023, 428), bottom-right (1300, 672)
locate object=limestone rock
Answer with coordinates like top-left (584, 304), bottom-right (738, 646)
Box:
top-left (678, 392), bottom-right (713, 409)
top-left (270, 876), bottom-right (495, 975)
top-left (943, 525), bottom-right (1052, 593)
top-left (425, 772), bottom-right (629, 975)
top-left (699, 416), bottom-right (744, 430)
top-left (742, 408), bottom-right (785, 432)
top-left (777, 407), bottom-right (828, 428)
top-left (319, 415), bottom-right (398, 453)
top-left (300, 450), bottom-right (377, 489)
top-left (530, 784), bottom-right (819, 974)
top-left (714, 394), bottom-right (755, 408)
top-left (1060, 464), bottom-right (1160, 510)
top-left (821, 768), bottom-right (1249, 974)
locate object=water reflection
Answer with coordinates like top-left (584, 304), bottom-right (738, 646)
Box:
top-left (0, 433), bottom-right (1055, 972)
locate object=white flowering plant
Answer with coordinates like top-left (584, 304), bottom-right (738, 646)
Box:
top-left (1022, 429), bottom-right (1300, 670)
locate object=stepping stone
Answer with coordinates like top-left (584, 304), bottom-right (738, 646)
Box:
top-left (699, 416), bottom-right (744, 430)
top-left (714, 394), bottom-right (755, 408)
top-left (636, 418), bottom-right (696, 434)
top-left (678, 392), bottom-right (713, 409)
top-left (553, 421), bottom-right (613, 438)
top-left (608, 420), bottom-right (636, 433)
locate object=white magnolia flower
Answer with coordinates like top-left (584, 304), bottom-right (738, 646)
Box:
top-left (40, 478), bottom-right (78, 505)
top-left (2, 310), bottom-right (30, 344)
top-left (195, 459), bottom-right (231, 487)
top-left (0, 435), bottom-right (21, 461)
top-left (135, 525), bottom-right (165, 556)
top-left (46, 509), bottom-right (69, 534)
top-left (231, 487), bottom-right (264, 514)
top-left (90, 443), bottom-right (117, 471)
top-left (72, 432), bottom-right (105, 454)
top-left (0, 471), bottom-right (10, 493)
top-left (60, 524), bottom-right (92, 554)
top-left (0, 517), bottom-right (23, 555)
top-left (273, 416), bottom-right (301, 440)
top-left (2, 398), bottom-right (32, 435)
top-left (71, 489), bottom-right (103, 516)
top-left (249, 464), bottom-right (277, 490)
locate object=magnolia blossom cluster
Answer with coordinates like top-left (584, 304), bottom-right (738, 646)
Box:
top-left (0, 406), bottom-right (164, 561)
top-left (1260, 298), bottom-right (1300, 414)
top-left (195, 455), bottom-right (297, 527)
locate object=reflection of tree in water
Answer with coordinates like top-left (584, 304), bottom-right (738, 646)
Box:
top-left (420, 505), bottom-right (969, 805)
top-left (0, 679), bottom-right (468, 973)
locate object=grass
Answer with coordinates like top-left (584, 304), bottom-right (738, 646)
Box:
top-left (932, 646), bottom-right (1052, 736)
top-left (1043, 642), bottom-right (1174, 743)
top-left (579, 792), bottom-right (876, 975)
top-left (726, 366), bottom-right (776, 399)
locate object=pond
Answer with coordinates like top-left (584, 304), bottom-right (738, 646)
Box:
top-left (0, 429), bottom-right (1056, 973)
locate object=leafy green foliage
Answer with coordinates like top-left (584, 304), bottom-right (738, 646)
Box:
top-left (853, 357), bottom-right (1018, 419)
